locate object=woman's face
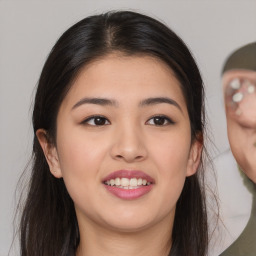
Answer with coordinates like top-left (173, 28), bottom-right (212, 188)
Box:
top-left (39, 54), bottom-right (201, 233)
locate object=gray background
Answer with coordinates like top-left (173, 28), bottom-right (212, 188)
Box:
top-left (1, 1), bottom-right (256, 255)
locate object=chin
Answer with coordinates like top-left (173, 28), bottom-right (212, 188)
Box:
top-left (105, 220), bottom-right (155, 233)
top-left (101, 210), bottom-right (158, 232)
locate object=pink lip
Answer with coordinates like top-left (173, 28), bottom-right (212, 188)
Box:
top-left (102, 170), bottom-right (155, 200)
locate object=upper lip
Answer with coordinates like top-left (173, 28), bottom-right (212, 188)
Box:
top-left (102, 170), bottom-right (155, 183)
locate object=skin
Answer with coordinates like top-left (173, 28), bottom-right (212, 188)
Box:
top-left (222, 69), bottom-right (256, 182)
top-left (37, 54), bottom-right (202, 256)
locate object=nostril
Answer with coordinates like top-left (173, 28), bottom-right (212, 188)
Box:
top-left (113, 153), bottom-right (145, 162)
top-left (111, 142), bottom-right (147, 162)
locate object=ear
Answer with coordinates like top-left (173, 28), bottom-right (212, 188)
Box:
top-left (186, 134), bottom-right (203, 177)
top-left (36, 129), bottom-right (62, 178)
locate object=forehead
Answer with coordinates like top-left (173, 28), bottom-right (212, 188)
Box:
top-left (64, 54), bottom-right (185, 104)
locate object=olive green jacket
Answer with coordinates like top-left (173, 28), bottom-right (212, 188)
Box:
top-left (220, 183), bottom-right (256, 256)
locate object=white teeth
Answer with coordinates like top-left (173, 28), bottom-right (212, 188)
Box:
top-left (130, 178), bottom-right (138, 187)
top-left (115, 177), bottom-right (121, 186)
top-left (137, 178), bottom-right (142, 185)
top-left (121, 178), bottom-right (130, 186)
top-left (232, 92), bottom-right (243, 102)
top-left (105, 177), bottom-right (151, 188)
top-left (229, 78), bottom-right (241, 90)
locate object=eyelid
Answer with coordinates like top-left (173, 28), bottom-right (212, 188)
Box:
top-left (146, 115), bottom-right (175, 126)
top-left (81, 115), bottom-right (111, 126)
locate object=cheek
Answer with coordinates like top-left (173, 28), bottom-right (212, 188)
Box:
top-left (55, 128), bottom-right (108, 200)
top-left (58, 135), bottom-right (101, 173)
top-left (148, 128), bottom-right (191, 175)
top-left (56, 123), bottom-right (111, 168)
top-left (156, 142), bottom-right (190, 190)
top-left (147, 128), bottom-right (191, 204)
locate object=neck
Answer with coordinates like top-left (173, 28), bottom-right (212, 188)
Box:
top-left (76, 214), bottom-right (173, 256)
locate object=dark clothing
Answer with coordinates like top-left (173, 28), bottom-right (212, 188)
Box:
top-left (220, 184), bottom-right (256, 256)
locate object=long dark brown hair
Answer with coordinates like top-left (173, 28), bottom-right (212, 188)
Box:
top-left (17, 11), bottom-right (209, 256)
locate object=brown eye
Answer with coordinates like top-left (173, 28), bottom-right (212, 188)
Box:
top-left (146, 116), bottom-right (174, 126)
top-left (82, 116), bottom-right (110, 126)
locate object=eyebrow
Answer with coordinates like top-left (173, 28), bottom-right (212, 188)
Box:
top-left (72, 97), bottom-right (118, 109)
top-left (72, 96), bottom-right (182, 112)
top-left (139, 97), bottom-right (182, 112)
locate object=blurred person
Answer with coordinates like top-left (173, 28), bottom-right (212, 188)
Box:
top-left (220, 42), bottom-right (256, 256)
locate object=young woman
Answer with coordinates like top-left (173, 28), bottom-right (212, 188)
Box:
top-left (19, 11), bottom-right (208, 256)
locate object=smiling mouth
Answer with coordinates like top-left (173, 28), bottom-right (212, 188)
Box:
top-left (102, 170), bottom-right (154, 199)
top-left (104, 177), bottom-right (152, 189)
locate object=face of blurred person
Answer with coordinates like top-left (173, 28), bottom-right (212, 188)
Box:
top-left (222, 69), bottom-right (256, 182)
top-left (37, 54), bottom-right (202, 235)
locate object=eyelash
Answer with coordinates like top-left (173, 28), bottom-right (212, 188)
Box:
top-left (81, 115), bottom-right (110, 126)
top-left (81, 115), bottom-right (175, 126)
top-left (146, 115), bottom-right (175, 126)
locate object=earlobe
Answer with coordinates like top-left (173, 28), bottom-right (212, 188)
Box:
top-left (36, 129), bottom-right (63, 178)
top-left (186, 137), bottom-right (203, 177)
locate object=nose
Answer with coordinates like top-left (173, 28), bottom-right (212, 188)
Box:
top-left (110, 125), bottom-right (147, 163)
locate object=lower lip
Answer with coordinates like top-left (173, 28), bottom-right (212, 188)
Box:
top-left (103, 184), bottom-right (153, 200)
